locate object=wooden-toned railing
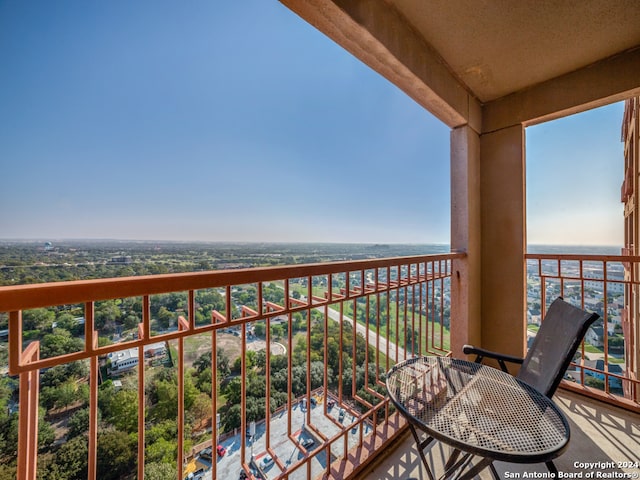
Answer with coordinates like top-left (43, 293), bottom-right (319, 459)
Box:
top-left (0, 253), bottom-right (461, 480)
top-left (526, 253), bottom-right (640, 411)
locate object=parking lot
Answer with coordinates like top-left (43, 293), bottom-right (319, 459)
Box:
top-left (192, 394), bottom-right (372, 480)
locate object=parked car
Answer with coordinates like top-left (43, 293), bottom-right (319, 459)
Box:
top-left (300, 438), bottom-right (314, 448)
top-left (262, 454), bottom-right (274, 468)
top-left (338, 408), bottom-right (346, 421)
top-left (200, 447), bottom-right (212, 460)
top-left (216, 444), bottom-right (226, 457)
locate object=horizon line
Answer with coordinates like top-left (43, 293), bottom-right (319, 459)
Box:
top-left (0, 237), bottom-right (624, 249)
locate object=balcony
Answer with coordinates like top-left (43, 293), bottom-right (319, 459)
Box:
top-left (0, 253), bottom-right (460, 480)
top-left (2, 1), bottom-right (639, 478)
top-left (1, 252), bottom-right (639, 480)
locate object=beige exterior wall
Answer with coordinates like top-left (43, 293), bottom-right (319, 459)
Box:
top-left (479, 125), bottom-right (527, 356)
top-left (450, 125), bottom-right (482, 357)
top-left (622, 97), bottom-right (640, 400)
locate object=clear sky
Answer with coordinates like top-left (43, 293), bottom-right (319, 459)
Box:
top-left (0, 1), bottom-right (625, 247)
top-left (526, 102), bottom-right (624, 247)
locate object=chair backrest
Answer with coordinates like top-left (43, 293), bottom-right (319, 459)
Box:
top-left (518, 297), bottom-right (600, 398)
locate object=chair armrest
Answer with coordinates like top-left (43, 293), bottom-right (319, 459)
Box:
top-left (462, 344), bottom-right (524, 373)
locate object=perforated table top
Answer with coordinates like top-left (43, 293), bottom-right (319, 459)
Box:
top-left (386, 357), bottom-right (570, 463)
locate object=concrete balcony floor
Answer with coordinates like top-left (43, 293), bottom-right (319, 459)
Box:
top-left (359, 390), bottom-right (640, 480)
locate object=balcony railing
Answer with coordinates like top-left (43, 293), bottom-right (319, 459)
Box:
top-left (526, 253), bottom-right (640, 411)
top-left (0, 253), bottom-right (461, 480)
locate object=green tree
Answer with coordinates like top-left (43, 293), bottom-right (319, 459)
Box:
top-left (146, 420), bottom-right (177, 445)
top-left (195, 367), bottom-right (212, 395)
top-left (0, 464), bottom-right (16, 480)
top-left (22, 308), bottom-right (55, 331)
top-left (290, 364), bottom-right (307, 397)
top-left (55, 313), bottom-right (84, 336)
top-left (254, 323), bottom-right (266, 337)
top-left (224, 377), bottom-right (242, 405)
top-left (156, 307), bottom-right (174, 330)
top-left (271, 324), bottom-right (284, 339)
top-left (245, 396), bottom-right (265, 422)
top-left (325, 337), bottom-right (340, 375)
top-left (67, 407), bottom-right (101, 439)
top-left (292, 312), bottom-right (306, 331)
top-left (38, 411), bottom-right (56, 452)
top-left (123, 314), bottom-right (140, 330)
top-left (194, 290), bottom-right (225, 313)
top-left (270, 369), bottom-right (289, 394)
top-left (270, 354), bottom-right (288, 373)
top-left (50, 435), bottom-right (88, 480)
top-left (150, 374), bottom-right (198, 422)
top-left (145, 462), bottom-right (177, 480)
top-left (40, 331), bottom-right (84, 358)
top-left (246, 373), bottom-right (266, 398)
top-left (0, 412), bottom-right (18, 459)
top-left (95, 301), bottom-right (122, 334)
top-left (217, 348), bottom-right (231, 377)
top-left (96, 430), bottom-right (136, 480)
top-left (220, 404), bottom-right (242, 432)
top-left (193, 351), bottom-right (211, 373)
top-left (269, 391), bottom-right (288, 411)
top-left (53, 380), bottom-right (83, 411)
top-left (245, 350), bottom-right (256, 369)
top-left (292, 338), bottom-right (308, 367)
top-left (0, 378), bottom-right (14, 424)
top-left (254, 350), bottom-right (267, 372)
top-left (187, 393), bottom-right (213, 426)
top-left (145, 437), bottom-right (176, 464)
top-left (105, 389), bottom-right (138, 433)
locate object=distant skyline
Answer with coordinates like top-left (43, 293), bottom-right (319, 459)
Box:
top-left (0, 2), bottom-right (625, 247)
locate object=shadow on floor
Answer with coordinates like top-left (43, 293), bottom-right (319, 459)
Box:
top-left (358, 390), bottom-right (639, 480)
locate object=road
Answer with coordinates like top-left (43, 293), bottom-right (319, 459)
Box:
top-left (301, 295), bottom-right (409, 364)
top-left (271, 283), bottom-right (409, 364)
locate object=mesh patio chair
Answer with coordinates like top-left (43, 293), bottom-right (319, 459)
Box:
top-left (462, 296), bottom-right (600, 476)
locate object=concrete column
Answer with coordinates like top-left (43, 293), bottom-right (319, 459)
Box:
top-left (479, 124), bottom-right (527, 358)
top-left (450, 125), bottom-right (482, 358)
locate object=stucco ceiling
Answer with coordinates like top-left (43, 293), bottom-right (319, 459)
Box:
top-left (389, 0), bottom-right (640, 103)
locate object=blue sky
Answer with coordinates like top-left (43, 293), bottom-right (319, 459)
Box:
top-left (0, 1), bottom-right (624, 246)
top-left (527, 102), bottom-right (624, 247)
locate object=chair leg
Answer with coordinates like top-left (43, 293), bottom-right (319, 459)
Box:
top-left (442, 452), bottom-right (473, 480)
top-left (448, 456), bottom-right (493, 480)
top-left (443, 448), bottom-right (462, 471)
top-left (546, 461), bottom-right (559, 476)
top-left (489, 461), bottom-right (500, 479)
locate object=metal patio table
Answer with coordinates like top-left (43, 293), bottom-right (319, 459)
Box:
top-left (386, 356), bottom-right (570, 480)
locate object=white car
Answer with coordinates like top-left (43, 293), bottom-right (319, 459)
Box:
top-left (338, 409), bottom-right (346, 421)
top-left (262, 454), bottom-right (274, 468)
